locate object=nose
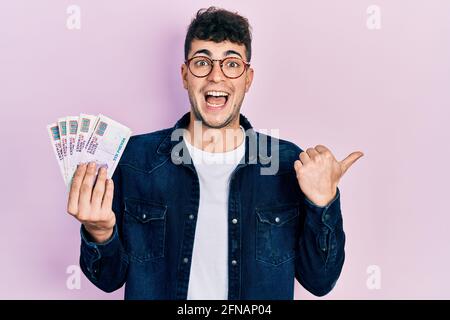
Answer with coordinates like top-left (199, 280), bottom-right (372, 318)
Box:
top-left (207, 61), bottom-right (225, 83)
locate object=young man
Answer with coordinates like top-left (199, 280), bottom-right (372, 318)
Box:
top-left (67, 7), bottom-right (363, 299)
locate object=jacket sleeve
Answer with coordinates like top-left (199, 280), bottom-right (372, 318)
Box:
top-left (294, 188), bottom-right (346, 296)
top-left (79, 164), bottom-right (129, 293)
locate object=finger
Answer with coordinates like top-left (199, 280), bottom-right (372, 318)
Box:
top-left (79, 162), bottom-right (97, 209)
top-left (101, 178), bottom-right (114, 211)
top-left (294, 159), bottom-right (303, 171)
top-left (306, 147), bottom-right (319, 159)
top-left (340, 151), bottom-right (364, 175)
top-left (91, 167), bottom-right (107, 209)
top-left (314, 144), bottom-right (331, 155)
top-left (67, 163), bottom-right (87, 215)
top-left (299, 151), bottom-right (311, 164)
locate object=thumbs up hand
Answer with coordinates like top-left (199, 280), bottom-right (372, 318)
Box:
top-left (294, 145), bottom-right (363, 207)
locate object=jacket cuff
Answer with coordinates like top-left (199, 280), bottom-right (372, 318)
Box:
top-left (304, 188), bottom-right (342, 231)
top-left (80, 224), bottom-right (120, 259)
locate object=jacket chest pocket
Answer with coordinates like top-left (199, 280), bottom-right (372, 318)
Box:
top-left (256, 204), bottom-right (299, 266)
top-left (123, 198), bottom-right (167, 262)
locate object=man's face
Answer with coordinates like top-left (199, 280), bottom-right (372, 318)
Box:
top-left (181, 39), bottom-right (254, 129)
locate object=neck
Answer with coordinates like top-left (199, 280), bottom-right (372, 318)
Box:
top-left (186, 113), bottom-right (244, 153)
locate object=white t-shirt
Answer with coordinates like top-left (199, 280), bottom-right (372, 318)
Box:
top-left (185, 127), bottom-right (246, 300)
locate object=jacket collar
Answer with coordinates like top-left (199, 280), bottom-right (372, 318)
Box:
top-left (155, 111), bottom-right (272, 167)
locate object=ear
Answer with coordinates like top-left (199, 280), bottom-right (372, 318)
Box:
top-left (181, 64), bottom-right (188, 90)
top-left (245, 67), bottom-right (254, 93)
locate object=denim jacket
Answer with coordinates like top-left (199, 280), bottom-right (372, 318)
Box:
top-left (79, 112), bottom-right (345, 300)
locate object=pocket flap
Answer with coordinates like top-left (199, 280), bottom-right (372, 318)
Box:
top-left (256, 204), bottom-right (299, 226)
top-left (124, 198), bottom-right (167, 223)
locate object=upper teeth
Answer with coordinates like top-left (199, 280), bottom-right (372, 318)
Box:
top-left (206, 91), bottom-right (229, 97)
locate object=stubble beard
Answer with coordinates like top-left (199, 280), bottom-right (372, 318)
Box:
top-left (188, 91), bottom-right (243, 129)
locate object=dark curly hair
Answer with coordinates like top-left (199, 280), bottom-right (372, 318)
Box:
top-left (184, 7), bottom-right (252, 62)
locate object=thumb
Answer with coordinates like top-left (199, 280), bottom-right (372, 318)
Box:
top-left (340, 151), bottom-right (364, 175)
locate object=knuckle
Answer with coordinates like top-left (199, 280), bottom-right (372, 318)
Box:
top-left (97, 171), bottom-right (106, 180)
top-left (103, 186), bottom-right (111, 195)
top-left (88, 216), bottom-right (98, 223)
top-left (80, 183), bottom-right (92, 194)
top-left (74, 169), bottom-right (84, 177)
top-left (99, 210), bottom-right (110, 220)
top-left (79, 211), bottom-right (94, 222)
top-left (70, 181), bottom-right (80, 190)
top-left (77, 207), bottom-right (89, 218)
top-left (85, 165), bottom-right (95, 174)
top-left (103, 195), bottom-right (111, 204)
top-left (92, 191), bottom-right (102, 200)
top-left (92, 185), bottom-right (104, 195)
top-left (67, 200), bottom-right (75, 210)
top-left (94, 180), bottom-right (104, 189)
top-left (104, 180), bottom-right (113, 191)
top-left (84, 171), bottom-right (93, 180)
top-left (75, 169), bottom-right (86, 179)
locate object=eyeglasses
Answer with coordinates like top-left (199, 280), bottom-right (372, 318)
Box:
top-left (185, 56), bottom-right (250, 79)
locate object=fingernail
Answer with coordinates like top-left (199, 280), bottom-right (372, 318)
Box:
top-left (89, 162), bottom-right (95, 168)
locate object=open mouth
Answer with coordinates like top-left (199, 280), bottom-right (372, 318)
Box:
top-left (204, 90), bottom-right (230, 109)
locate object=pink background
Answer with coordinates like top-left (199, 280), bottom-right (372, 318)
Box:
top-left (1, 0), bottom-right (449, 299)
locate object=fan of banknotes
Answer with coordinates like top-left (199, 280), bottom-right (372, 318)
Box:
top-left (47, 114), bottom-right (132, 187)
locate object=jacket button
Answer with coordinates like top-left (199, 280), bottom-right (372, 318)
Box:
top-left (275, 217), bottom-right (280, 223)
top-left (232, 218), bottom-right (238, 224)
top-left (189, 214), bottom-right (194, 220)
top-left (183, 257), bottom-right (189, 263)
top-left (231, 260), bottom-right (237, 266)
top-left (142, 213), bottom-right (147, 219)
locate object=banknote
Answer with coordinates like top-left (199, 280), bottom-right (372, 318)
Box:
top-left (80, 114), bottom-right (132, 179)
top-left (48, 114), bottom-right (131, 187)
top-left (66, 116), bottom-right (79, 184)
top-left (57, 118), bottom-right (69, 183)
top-left (68, 114), bottom-right (98, 184)
top-left (47, 123), bottom-right (67, 185)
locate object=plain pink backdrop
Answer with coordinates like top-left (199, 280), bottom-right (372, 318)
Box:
top-left (1, 0), bottom-right (449, 299)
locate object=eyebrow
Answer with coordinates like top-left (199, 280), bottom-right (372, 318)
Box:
top-left (191, 49), bottom-right (243, 59)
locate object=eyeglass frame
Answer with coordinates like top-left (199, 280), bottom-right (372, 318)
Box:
top-left (185, 56), bottom-right (251, 79)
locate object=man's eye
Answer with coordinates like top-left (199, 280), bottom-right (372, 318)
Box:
top-left (195, 60), bottom-right (210, 67)
top-left (227, 61), bottom-right (240, 68)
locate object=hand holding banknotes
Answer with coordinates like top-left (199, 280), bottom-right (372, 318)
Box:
top-left (67, 162), bottom-right (116, 243)
top-left (47, 114), bottom-right (131, 243)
